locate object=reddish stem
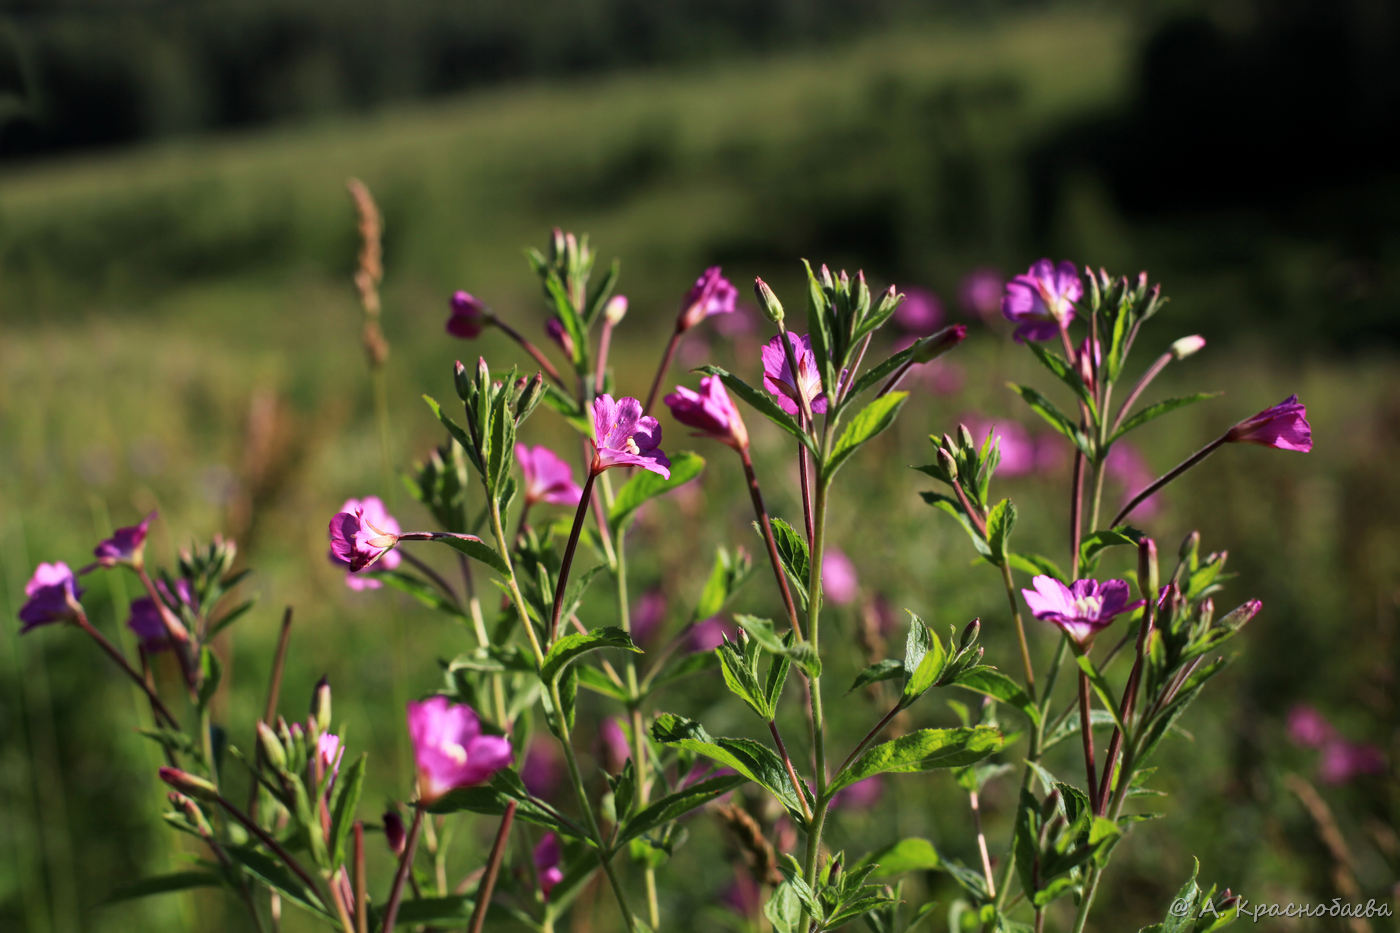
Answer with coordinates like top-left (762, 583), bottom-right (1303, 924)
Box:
top-left (467, 801), bottom-right (517, 933)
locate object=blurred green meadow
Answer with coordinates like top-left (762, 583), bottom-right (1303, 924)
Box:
top-left (2, 5), bottom-right (1397, 931)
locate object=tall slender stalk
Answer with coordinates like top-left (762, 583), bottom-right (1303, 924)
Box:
top-left (467, 802), bottom-right (517, 933)
top-left (381, 806), bottom-right (424, 932)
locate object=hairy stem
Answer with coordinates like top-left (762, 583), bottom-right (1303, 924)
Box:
top-left (643, 330), bottom-right (683, 414)
top-left (1111, 436), bottom-right (1225, 528)
top-left (549, 471), bottom-right (598, 642)
top-left (467, 801), bottom-right (517, 933)
top-left (381, 806), bottom-right (424, 932)
top-left (740, 447), bottom-right (803, 640)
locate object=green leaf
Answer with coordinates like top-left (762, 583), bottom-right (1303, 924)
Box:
top-left (207, 599), bottom-right (254, 638)
top-left (1074, 653), bottom-right (1128, 736)
top-left (952, 667), bottom-right (1041, 726)
top-left (849, 659), bottom-right (904, 692)
top-left (1008, 383), bottom-right (1092, 457)
top-left (1025, 341), bottom-right (1097, 416)
top-left (824, 392), bottom-right (908, 480)
top-left (374, 570), bottom-right (460, 614)
top-left (197, 647), bottom-right (222, 711)
top-left (1079, 529), bottom-right (1141, 569)
top-left (859, 837), bottom-right (943, 878)
top-left (106, 871), bottom-right (223, 904)
top-left (692, 547), bottom-right (750, 623)
top-left (541, 626), bottom-right (641, 684)
top-left (900, 614), bottom-right (946, 707)
top-left (986, 498), bottom-right (1016, 566)
top-left (831, 726), bottom-right (1004, 793)
top-left (1042, 708), bottom-right (1117, 753)
top-left (378, 895), bottom-right (475, 927)
top-left (423, 395), bottom-right (482, 473)
top-left (327, 753), bottom-right (366, 867)
top-left (423, 532), bottom-right (510, 576)
top-left (583, 258), bottom-right (620, 324)
top-left (427, 771), bottom-right (588, 844)
top-left (919, 491), bottom-right (991, 558)
top-left (576, 664), bottom-right (630, 701)
top-left (613, 774), bottom-right (747, 850)
top-left (717, 639), bottom-right (769, 720)
top-left (222, 844), bottom-right (332, 919)
top-left (696, 366), bottom-right (817, 455)
top-left (840, 342), bottom-right (920, 407)
top-left (1111, 393), bottom-right (1221, 443)
top-left (607, 451), bottom-right (705, 528)
top-left (1007, 552), bottom-right (1067, 580)
top-left (650, 713), bottom-right (809, 818)
top-left (540, 384), bottom-right (592, 434)
top-left (767, 517), bottom-right (810, 593)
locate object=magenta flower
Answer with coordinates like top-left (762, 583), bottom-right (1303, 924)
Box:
top-left (664, 376), bottom-right (749, 449)
top-left (1287, 705), bottom-right (1334, 749)
top-left (1224, 395), bottom-right (1312, 452)
top-left (19, 562), bottom-right (84, 633)
top-left (534, 833), bottom-right (564, 900)
top-left (94, 511), bottom-right (156, 568)
top-left (1319, 741), bottom-right (1386, 785)
top-left (963, 417), bottom-right (1036, 476)
top-left (521, 738), bottom-right (564, 800)
top-left (893, 288), bottom-right (944, 335)
top-left (686, 616), bottom-right (736, 653)
top-left (328, 496), bottom-right (402, 577)
top-left (597, 717), bottom-right (630, 774)
top-left (1021, 575), bottom-right (1143, 645)
top-left (678, 266), bottom-right (738, 331)
top-left (516, 444), bottom-right (583, 507)
top-left (959, 267), bottom-right (1004, 321)
top-left (1106, 443), bottom-right (1161, 519)
top-left (590, 395), bottom-right (671, 478)
top-left (822, 548), bottom-right (858, 605)
top-left (632, 590), bottom-right (667, 645)
top-left (383, 810), bottom-right (407, 855)
top-left (1001, 259), bottom-right (1081, 342)
top-left (761, 333), bottom-right (828, 417)
top-left (446, 291), bottom-right (489, 339)
top-left (406, 697), bottom-right (512, 804)
top-left (318, 733), bottom-right (344, 778)
top-left (127, 598), bottom-right (174, 652)
top-left (830, 776), bottom-right (883, 810)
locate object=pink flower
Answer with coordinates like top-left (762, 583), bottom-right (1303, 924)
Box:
top-left (127, 578), bottom-right (195, 652)
top-left (521, 738), bottom-right (563, 800)
top-left (18, 562), bottom-right (84, 632)
top-left (678, 266), bottom-right (738, 331)
top-left (893, 288), bottom-right (944, 335)
top-left (446, 291), bottom-right (489, 339)
top-left (962, 417), bottom-right (1036, 476)
top-left (598, 717), bottom-right (630, 774)
top-left (1225, 395), bottom-right (1312, 452)
top-left (686, 616), bottom-right (736, 653)
top-left (631, 590), bottom-right (667, 645)
top-left (590, 395), bottom-right (671, 478)
top-left (761, 333), bottom-right (827, 417)
top-left (664, 376), bottom-right (749, 449)
top-left (959, 267), bottom-right (1004, 321)
top-left (94, 511), bottom-right (156, 568)
top-left (406, 697), bottom-right (512, 804)
top-left (822, 548), bottom-right (858, 605)
top-left (830, 776), bottom-right (883, 810)
top-left (516, 444), bottom-right (583, 507)
top-left (1021, 575), bottom-right (1143, 646)
top-left (1318, 741), bottom-right (1386, 785)
top-left (1287, 705), bottom-right (1334, 749)
top-left (1105, 443), bottom-right (1160, 519)
top-left (328, 497), bottom-right (402, 578)
top-left (544, 317), bottom-right (575, 359)
top-left (1001, 259), bottom-right (1081, 342)
top-left (318, 733), bottom-right (344, 778)
top-left (534, 833), bottom-right (564, 900)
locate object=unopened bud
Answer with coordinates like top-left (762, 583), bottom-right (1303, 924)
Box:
top-left (1137, 538), bottom-right (1159, 605)
top-left (158, 767), bottom-right (219, 802)
top-left (1219, 598), bottom-right (1262, 632)
top-left (1170, 335), bottom-right (1206, 360)
top-left (545, 317), bottom-right (575, 359)
top-left (476, 356), bottom-right (491, 386)
top-left (384, 810), bottom-right (406, 856)
top-left (603, 294), bottom-right (629, 326)
top-left (818, 263), bottom-right (834, 289)
top-left (515, 372), bottom-right (545, 420)
top-left (453, 359), bottom-right (471, 400)
top-left (937, 448), bottom-right (959, 481)
top-left (854, 270), bottom-right (870, 315)
top-left (312, 676), bottom-right (332, 734)
top-left (257, 720), bottom-right (287, 771)
top-left (911, 324), bottom-right (967, 363)
top-left (549, 227), bottom-right (566, 262)
top-left (1178, 530), bottom-right (1200, 566)
top-left (957, 423), bottom-right (974, 451)
top-left (753, 277), bottom-right (785, 325)
top-left (959, 618), bottom-right (981, 651)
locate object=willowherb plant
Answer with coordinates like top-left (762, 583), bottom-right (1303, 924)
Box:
top-left (19, 225), bottom-right (1318, 932)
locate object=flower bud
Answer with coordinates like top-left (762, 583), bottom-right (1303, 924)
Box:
top-left (957, 423), bottom-right (975, 452)
top-left (549, 227), bottom-right (566, 262)
top-left (1137, 537), bottom-right (1159, 605)
top-left (854, 270), bottom-right (870, 317)
top-left (604, 295), bottom-right (629, 326)
top-left (544, 317), bottom-right (575, 360)
top-left (453, 359), bottom-right (471, 401)
top-left (158, 767), bottom-right (219, 802)
top-left (911, 324), bottom-right (967, 363)
top-left (257, 720), bottom-right (287, 772)
top-left (312, 676), bottom-right (332, 735)
top-left (1170, 335), bottom-right (1206, 360)
top-left (753, 277), bottom-right (784, 325)
top-left (959, 618), bottom-right (981, 651)
top-left (1178, 530), bottom-right (1200, 567)
top-left (937, 448), bottom-right (958, 481)
top-left (515, 372), bottom-right (545, 421)
top-left (384, 810), bottom-right (406, 856)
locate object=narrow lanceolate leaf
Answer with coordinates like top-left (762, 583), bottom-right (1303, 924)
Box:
top-left (696, 366), bottom-right (817, 455)
top-left (106, 871), bottom-right (223, 904)
top-left (1110, 392), bottom-right (1221, 443)
top-left (849, 659), bottom-right (904, 693)
top-left (900, 614), bottom-right (946, 707)
top-left (650, 713), bottom-right (810, 818)
top-left (1025, 341), bottom-right (1097, 416)
top-left (608, 451), bottom-right (705, 528)
top-left (841, 342), bottom-right (920, 408)
top-left (223, 844), bottom-right (333, 919)
top-left (985, 498), bottom-right (1016, 566)
top-left (613, 774), bottom-right (748, 849)
top-left (423, 532), bottom-right (510, 576)
top-left (824, 392), bottom-right (908, 480)
top-left (423, 395), bottom-right (483, 473)
top-left (1074, 653), bottom-right (1128, 736)
top-left (427, 771), bottom-right (589, 844)
top-left (327, 753), bottom-right (367, 867)
top-left (919, 492), bottom-right (992, 558)
top-left (768, 517), bottom-right (810, 589)
top-left (952, 666), bottom-right (1041, 726)
top-left (541, 626), bottom-right (640, 685)
top-left (1007, 383), bottom-right (1092, 457)
top-left (830, 726), bottom-right (1004, 792)
top-left (1079, 528), bottom-right (1142, 570)
top-left (857, 837), bottom-right (943, 878)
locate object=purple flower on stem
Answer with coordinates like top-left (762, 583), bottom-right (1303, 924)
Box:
top-left (678, 266), bottom-right (738, 331)
top-left (516, 444), bottom-right (583, 507)
top-left (19, 563), bottom-right (84, 632)
top-left (1001, 259), bottom-right (1081, 342)
top-left (328, 496), bottom-right (402, 577)
top-left (959, 267), bottom-right (1004, 321)
top-left (1224, 395), bottom-right (1312, 452)
top-left (534, 833), bottom-right (564, 900)
top-left (822, 548), bottom-right (858, 605)
top-left (406, 697), bottom-right (512, 804)
top-left (893, 288), bottom-right (944, 335)
top-left (318, 733), bottom-right (344, 779)
top-left (521, 738), bottom-right (563, 801)
top-left (598, 717), bottom-right (630, 774)
top-left (761, 333), bottom-right (827, 417)
top-left (1287, 705), bottom-right (1334, 749)
top-left (590, 395), bottom-right (671, 477)
top-left (1021, 575), bottom-right (1142, 646)
top-left (127, 598), bottom-right (174, 652)
top-left (664, 376), bottom-right (749, 449)
top-left (94, 511), bottom-right (156, 568)
top-left (446, 291), bottom-right (490, 339)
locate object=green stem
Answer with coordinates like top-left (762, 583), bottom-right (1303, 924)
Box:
top-left (798, 476), bottom-right (831, 932)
